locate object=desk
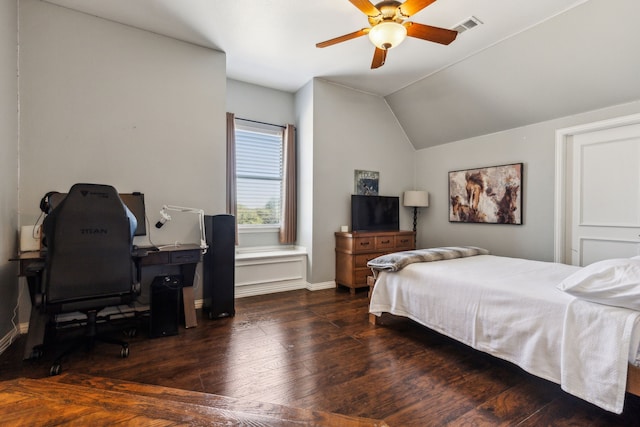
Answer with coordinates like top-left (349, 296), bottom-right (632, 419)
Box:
top-left (134, 244), bottom-right (202, 329)
top-left (12, 244), bottom-right (202, 360)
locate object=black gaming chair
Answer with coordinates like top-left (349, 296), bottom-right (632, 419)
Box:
top-left (38, 183), bottom-right (140, 375)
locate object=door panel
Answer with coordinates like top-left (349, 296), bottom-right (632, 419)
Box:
top-left (571, 124), bottom-right (640, 266)
top-left (580, 238), bottom-right (639, 266)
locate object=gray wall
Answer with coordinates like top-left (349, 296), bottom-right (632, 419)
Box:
top-left (387, 0), bottom-right (640, 149)
top-left (295, 81), bottom-right (314, 280)
top-left (228, 77), bottom-right (418, 285)
top-left (226, 79), bottom-right (295, 248)
top-left (0, 0), bottom-right (19, 341)
top-left (19, 0), bottom-right (227, 230)
top-left (227, 79), bottom-right (295, 128)
top-left (16, 0), bottom-right (227, 324)
top-left (301, 79), bottom-right (416, 283)
top-left (4, 0), bottom-right (640, 344)
top-left (416, 100), bottom-right (640, 261)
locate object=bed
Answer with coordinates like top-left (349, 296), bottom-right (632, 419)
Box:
top-left (367, 247), bottom-right (640, 414)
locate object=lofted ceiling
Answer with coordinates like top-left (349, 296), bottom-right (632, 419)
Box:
top-left (41, 0), bottom-right (640, 148)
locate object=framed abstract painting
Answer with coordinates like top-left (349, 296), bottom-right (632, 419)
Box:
top-left (449, 163), bottom-right (523, 224)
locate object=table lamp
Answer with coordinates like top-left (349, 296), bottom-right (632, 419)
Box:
top-left (403, 191), bottom-right (429, 232)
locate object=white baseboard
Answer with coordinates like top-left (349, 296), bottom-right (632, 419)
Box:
top-left (235, 279), bottom-right (308, 298)
top-left (194, 280), bottom-right (335, 303)
top-left (306, 281), bottom-right (336, 291)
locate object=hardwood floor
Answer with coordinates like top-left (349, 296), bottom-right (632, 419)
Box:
top-left (0, 374), bottom-right (387, 426)
top-left (1, 288), bottom-right (640, 426)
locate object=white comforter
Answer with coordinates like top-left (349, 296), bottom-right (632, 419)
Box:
top-left (369, 255), bottom-right (640, 413)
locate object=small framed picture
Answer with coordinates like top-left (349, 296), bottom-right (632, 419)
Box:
top-left (354, 170), bottom-right (379, 195)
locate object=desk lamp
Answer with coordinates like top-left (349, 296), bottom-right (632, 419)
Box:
top-left (403, 191), bottom-right (429, 233)
top-left (155, 205), bottom-right (208, 253)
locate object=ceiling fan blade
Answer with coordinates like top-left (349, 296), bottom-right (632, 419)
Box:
top-left (398, 0), bottom-right (437, 17)
top-left (316, 28), bottom-right (370, 48)
top-left (405, 22), bottom-right (457, 45)
top-left (371, 47), bottom-right (387, 69)
top-left (349, 0), bottom-right (381, 17)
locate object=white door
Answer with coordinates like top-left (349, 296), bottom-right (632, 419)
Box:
top-left (570, 124), bottom-right (640, 266)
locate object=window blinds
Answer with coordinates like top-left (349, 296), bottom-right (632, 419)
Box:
top-left (235, 124), bottom-right (283, 225)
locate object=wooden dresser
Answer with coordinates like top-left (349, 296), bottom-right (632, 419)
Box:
top-left (335, 230), bottom-right (415, 294)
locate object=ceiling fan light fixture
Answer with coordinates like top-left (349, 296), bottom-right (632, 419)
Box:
top-left (368, 21), bottom-right (407, 50)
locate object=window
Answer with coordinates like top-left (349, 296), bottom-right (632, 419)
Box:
top-left (235, 123), bottom-right (283, 227)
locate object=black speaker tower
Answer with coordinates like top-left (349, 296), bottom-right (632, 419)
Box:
top-left (203, 214), bottom-right (235, 319)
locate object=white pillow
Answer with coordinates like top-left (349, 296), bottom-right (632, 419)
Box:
top-left (557, 258), bottom-right (640, 311)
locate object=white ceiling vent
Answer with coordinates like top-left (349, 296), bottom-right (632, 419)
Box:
top-left (453, 16), bottom-right (483, 34)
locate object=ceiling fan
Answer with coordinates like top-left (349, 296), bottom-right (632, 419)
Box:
top-left (316, 0), bottom-right (458, 69)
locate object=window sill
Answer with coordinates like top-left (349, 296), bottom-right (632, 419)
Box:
top-left (235, 246), bottom-right (307, 261)
top-left (238, 225), bottom-right (280, 234)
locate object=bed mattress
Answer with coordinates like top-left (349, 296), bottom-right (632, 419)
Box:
top-left (369, 255), bottom-right (640, 413)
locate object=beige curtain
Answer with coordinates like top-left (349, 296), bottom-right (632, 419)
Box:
top-left (226, 112), bottom-right (238, 244)
top-left (279, 124), bottom-right (297, 244)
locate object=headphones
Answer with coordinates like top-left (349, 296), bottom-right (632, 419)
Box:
top-left (40, 191), bottom-right (60, 214)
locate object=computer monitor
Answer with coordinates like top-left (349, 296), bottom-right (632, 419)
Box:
top-left (119, 192), bottom-right (147, 237)
top-left (47, 191), bottom-right (147, 236)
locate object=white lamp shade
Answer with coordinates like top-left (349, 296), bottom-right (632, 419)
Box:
top-left (403, 191), bottom-right (429, 207)
top-left (368, 21), bottom-right (407, 50)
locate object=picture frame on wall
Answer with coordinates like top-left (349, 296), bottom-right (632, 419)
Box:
top-left (449, 163), bottom-right (523, 224)
top-left (354, 170), bottom-right (379, 195)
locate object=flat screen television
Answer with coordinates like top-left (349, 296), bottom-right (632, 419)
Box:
top-left (351, 195), bottom-right (399, 232)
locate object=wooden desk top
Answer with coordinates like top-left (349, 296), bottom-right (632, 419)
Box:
top-left (132, 243), bottom-right (201, 257)
top-left (11, 243), bottom-right (202, 261)
top-left (11, 244), bottom-right (203, 275)
top-left (10, 251), bottom-right (42, 261)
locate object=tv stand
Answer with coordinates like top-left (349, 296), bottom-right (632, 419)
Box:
top-left (335, 230), bottom-right (415, 294)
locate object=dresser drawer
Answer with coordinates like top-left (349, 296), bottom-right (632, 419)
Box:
top-left (353, 237), bottom-right (375, 252)
top-left (354, 268), bottom-right (372, 286)
top-left (355, 252), bottom-right (384, 268)
top-left (335, 230), bottom-right (415, 294)
top-left (395, 235), bottom-right (414, 250)
top-left (375, 236), bottom-right (394, 250)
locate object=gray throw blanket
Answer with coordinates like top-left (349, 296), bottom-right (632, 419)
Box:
top-left (367, 246), bottom-right (490, 273)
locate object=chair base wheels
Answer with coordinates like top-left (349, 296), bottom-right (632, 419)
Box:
top-left (47, 345), bottom-right (130, 376)
top-left (29, 347), bottom-right (44, 360)
top-left (49, 363), bottom-right (61, 376)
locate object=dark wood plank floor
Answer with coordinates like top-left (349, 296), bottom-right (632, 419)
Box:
top-left (0, 374), bottom-right (388, 426)
top-left (2, 288), bottom-right (640, 426)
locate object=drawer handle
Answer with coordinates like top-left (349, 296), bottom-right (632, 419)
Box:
top-left (360, 242), bottom-right (370, 246)
top-left (400, 239), bottom-right (409, 243)
top-left (381, 240), bottom-right (390, 244)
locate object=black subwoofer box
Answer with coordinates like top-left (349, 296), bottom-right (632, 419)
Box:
top-left (149, 275), bottom-right (181, 338)
top-left (203, 214), bottom-right (236, 319)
